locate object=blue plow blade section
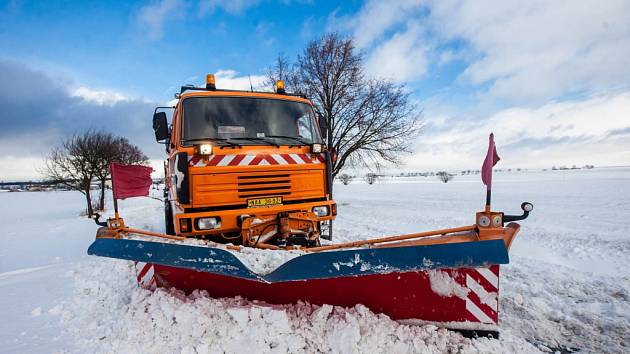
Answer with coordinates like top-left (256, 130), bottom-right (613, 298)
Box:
top-left (88, 238), bottom-right (509, 283)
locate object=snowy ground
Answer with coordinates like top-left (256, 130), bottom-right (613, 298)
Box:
top-left (1, 168), bottom-right (629, 353)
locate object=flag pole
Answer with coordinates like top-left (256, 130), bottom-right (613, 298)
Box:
top-left (481, 133), bottom-right (500, 213)
top-left (110, 163), bottom-right (120, 218)
top-left (113, 195), bottom-right (120, 218)
top-left (485, 188), bottom-right (491, 213)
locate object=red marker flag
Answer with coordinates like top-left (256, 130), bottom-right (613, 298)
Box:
top-left (110, 163), bottom-right (153, 200)
top-left (481, 133), bottom-right (500, 190)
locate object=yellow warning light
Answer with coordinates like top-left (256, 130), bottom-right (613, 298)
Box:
top-left (206, 74), bottom-right (216, 90)
top-left (276, 80), bottom-right (285, 94)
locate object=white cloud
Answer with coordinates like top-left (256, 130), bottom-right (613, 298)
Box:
top-left (72, 87), bottom-right (127, 105)
top-left (407, 91), bottom-right (630, 170)
top-left (198, 0), bottom-right (260, 16)
top-left (214, 70), bottom-right (268, 91)
top-left (0, 156), bottom-right (47, 181)
top-left (138, 0), bottom-right (184, 40)
top-left (427, 0), bottom-right (630, 102)
top-left (438, 50), bottom-right (457, 66)
top-left (365, 23), bottom-right (428, 81)
top-left (347, 0), bottom-right (630, 102)
top-left (340, 0), bottom-right (630, 170)
top-left (350, 0), bottom-right (423, 49)
top-left (332, 0), bottom-right (428, 82)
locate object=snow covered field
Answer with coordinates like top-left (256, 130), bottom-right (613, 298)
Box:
top-left (1, 168), bottom-right (629, 353)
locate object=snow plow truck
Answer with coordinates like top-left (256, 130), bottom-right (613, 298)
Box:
top-left (89, 74), bottom-right (533, 337)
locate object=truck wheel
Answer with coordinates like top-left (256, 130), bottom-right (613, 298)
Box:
top-left (164, 201), bottom-right (175, 235)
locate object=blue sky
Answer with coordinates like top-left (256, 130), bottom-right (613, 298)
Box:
top-left (1, 0), bottom-right (629, 179)
top-left (1, 1), bottom-right (360, 100)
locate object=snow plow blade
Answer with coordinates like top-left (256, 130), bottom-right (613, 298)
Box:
top-left (88, 236), bottom-right (509, 282)
top-left (88, 221), bottom-right (522, 336)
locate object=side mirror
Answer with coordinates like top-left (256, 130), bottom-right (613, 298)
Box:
top-left (503, 202), bottom-right (534, 223)
top-left (153, 112), bottom-right (169, 142)
top-left (318, 116), bottom-right (329, 140)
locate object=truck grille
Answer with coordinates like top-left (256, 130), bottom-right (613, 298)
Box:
top-left (237, 174), bottom-right (291, 198)
top-left (191, 169), bottom-right (325, 208)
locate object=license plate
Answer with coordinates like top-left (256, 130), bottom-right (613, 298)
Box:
top-left (247, 196), bottom-right (283, 208)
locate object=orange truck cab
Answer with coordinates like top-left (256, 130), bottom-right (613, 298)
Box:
top-left (152, 75), bottom-right (336, 248)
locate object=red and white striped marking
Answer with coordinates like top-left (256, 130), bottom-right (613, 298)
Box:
top-left (463, 265), bottom-right (499, 324)
top-left (189, 153), bottom-right (325, 167)
top-left (134, 261), bottom-right (156, 290)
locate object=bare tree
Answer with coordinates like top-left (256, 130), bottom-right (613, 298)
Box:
top-left (43, 132), bottom-right (102, 217)
top-left (436, 171), bottom-right (454, 183)
top-left (268, 33), bottom-right (422, 178)
top-left (338, 173), bottom-right (353, 185)
top-left (43, 131), bottom-right (149, 216)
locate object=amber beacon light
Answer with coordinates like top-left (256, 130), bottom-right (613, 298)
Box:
top-left (206, 74), bottom-right (216, 90)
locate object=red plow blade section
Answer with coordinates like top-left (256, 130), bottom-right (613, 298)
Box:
top-left (149, 263), bottom-right (501, 331)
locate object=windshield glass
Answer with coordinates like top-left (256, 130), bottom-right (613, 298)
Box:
top-left (181, 96), bottom-right (321, 145)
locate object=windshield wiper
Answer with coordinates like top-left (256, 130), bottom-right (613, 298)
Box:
top-left (264, 135), bottom-right (311, 145)
top-left (183, 138), bottom-right (240, 147)
top-left (229, 137), bottom-right (280, 147)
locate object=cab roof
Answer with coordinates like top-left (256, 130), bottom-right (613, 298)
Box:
top-left (178, 86), bottom-right (311, 105)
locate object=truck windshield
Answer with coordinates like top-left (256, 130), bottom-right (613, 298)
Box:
top-left (181, 96), bottom-right (322, 145)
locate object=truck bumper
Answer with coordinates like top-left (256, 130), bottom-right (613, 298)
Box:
top-left (173, 200), bottom-right (336, 236)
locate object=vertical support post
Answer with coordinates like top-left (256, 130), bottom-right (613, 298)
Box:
top-left (110, 163), bottom-right (120, 218)
top-left (485, 189), bottom-right (491, 213)
top-left (113, 195), bottom-right (120, 218)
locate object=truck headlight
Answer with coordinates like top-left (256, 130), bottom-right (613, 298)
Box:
top-left (311, 143), bottom-right (322, 154)
top-left (197, 217), bottom-right (220, 230)
top-left (198, 143), bottom-right (213, 156)
top-left (478, 215), bottom-right (491, 227)
top-left (313, 206), bottom-right (329, 217)
top-left (492, 215), bottom-right (502, 227)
